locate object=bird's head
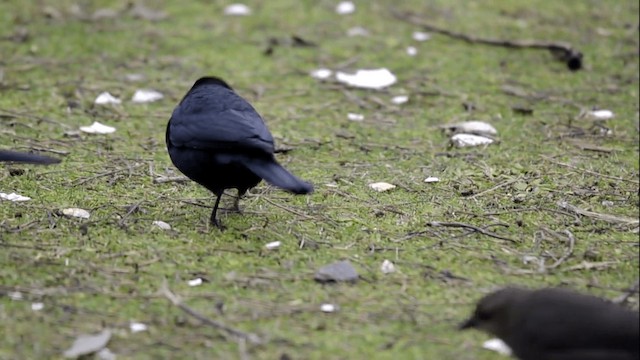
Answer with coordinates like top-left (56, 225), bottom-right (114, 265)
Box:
top-left (459, 287), bottom-right (528, 338)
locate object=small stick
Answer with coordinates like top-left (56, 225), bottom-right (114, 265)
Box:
top-left (541, 155), bottom-right (639, 185)
top-left (557, 201), bottom-right (639, 227)
top-left (392, 10), bottom-right (583, 71)
top-left (160, 281), bottom-right (263, 345)
top-left (545, 230), bottom-right (576, 270)
top-left (427, 221), bottom-right (517, 243)
top-left (469, 178), bottom-right (520, 199)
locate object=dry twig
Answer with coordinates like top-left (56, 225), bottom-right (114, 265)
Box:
top-left (557, 201), bottom-right (639, 228)
top-left (160, 280), bottom-right (264, 345)
top-left (427, 221), bottom-right (517, 243)
top-left (392, 10), bottom-right (583, 70)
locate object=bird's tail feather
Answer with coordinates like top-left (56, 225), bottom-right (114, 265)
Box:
top-left (0, 150), bottom-right (61, 165)
top-left (245, 158), bottom-right (313, 194)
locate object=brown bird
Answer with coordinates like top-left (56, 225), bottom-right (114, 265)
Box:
top-left (460, 287), bottom-right (640, 360)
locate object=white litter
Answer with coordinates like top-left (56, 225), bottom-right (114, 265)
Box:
top-left (31, 302), bottom-right (44, 311)
top-left (406, 46), bottom-right (418, 56)
top-left (320, 303), bottom-right (337, 313)
top-left (335, 1), bottom-right (355, 15)
top-left (445, 121), bottom-right (498, 136)
top-left (265, 241), bottom-right (281, 250)
top-left (336, 68), bottom-right (397, 89)
top-left (0, 192), bottom-right (31, 202)
top-left (131, 89), bottom-right (163, 103)
top-left (8, 291), bottom-right (23, 300)
top-left (369, 182), bottom-right (396, 192)
top-left (94, 92), bottom-right (121, 105)
top-left (224, 3), bottom-right (251, 16)
top-left (380, 259), bottom-right (396, 274)
top-left (310, 68), bottom-right (333, 80)
top-left (188, 278), bottom-right (203, 287)
top-left (152, 220), bottom-right (171, 230)
top-left (412, 31), bottom-right (431, 41)
top-left (451, 133), bottom-right (494, 147)
top-left (347, 113), bottom-right (364, 121)
top-left (125, 73), bottom-right (145, 82)
top-left (62, 208), bottom-right (91, 219)
top-left (129, 322), bottom-right (147, 333)
top-left (424, 177), bottom-right (440, 183)
top-left (483, 338), bottom-right (513, 356)
top-left (63, 330), bottom-right (112, 359)
top-left (96, 348), bottom-right (116, 360)
top-left (391, 95), bottom-right (409, 104)
top-left (79, 121), bottom-right (116, 134)
top-left (586, 109), bottom-right (614, 121)
top-left (347, 26), bottom-right (369, 37)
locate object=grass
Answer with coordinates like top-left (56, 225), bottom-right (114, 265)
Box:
top-left (0, 0), bottom-right (638, 359)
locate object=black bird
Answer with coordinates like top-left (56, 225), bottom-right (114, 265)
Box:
top-left (459, 287), bottom-right (640, 360)
top-left (166, 76), bottom-right (313, 228)
top-left (0, 150), bottom-right (61, 164)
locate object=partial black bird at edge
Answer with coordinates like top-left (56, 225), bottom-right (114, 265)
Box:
top-left (0, 150), bottom-right (61, 165)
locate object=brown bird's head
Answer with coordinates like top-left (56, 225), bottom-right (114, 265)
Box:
top-left (459, 287), bottom-right (529, 338)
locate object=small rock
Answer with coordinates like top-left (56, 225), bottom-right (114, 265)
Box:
top-left (406, 46), bottom-right (418, 56)
top-left (62, 208), bottom-right (90, 219)
top-left (314, 260), bottom-right (359, 283)
top-left (62, 208), bottom-right (91, 219)
top-left (31, 302), bottom-right (44, 311)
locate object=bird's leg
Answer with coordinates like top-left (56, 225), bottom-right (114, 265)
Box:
top-left (232, 189), bottom-right (245, 213)
top-left (210, 192), bottom-right (225, 229)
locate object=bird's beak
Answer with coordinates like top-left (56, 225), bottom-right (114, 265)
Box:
top-left (458, 317), bottom-right (476, 330)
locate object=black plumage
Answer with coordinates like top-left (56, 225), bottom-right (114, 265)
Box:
top-left (0, 150), bottom-right (61, 164)
top-left (166, 76), bottom-right (313, 228)
top-left (459, 287), bottom-right (640, 360)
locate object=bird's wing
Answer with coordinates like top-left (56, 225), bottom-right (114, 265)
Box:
top-left (517, 298), bottom-right (639, 354)
top-left (168, 106), bottom-right (275, 154)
